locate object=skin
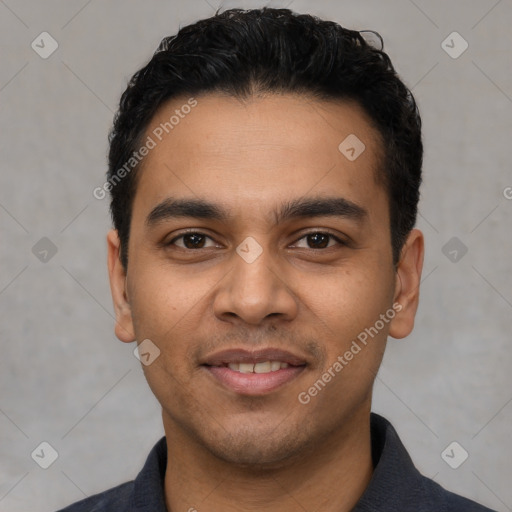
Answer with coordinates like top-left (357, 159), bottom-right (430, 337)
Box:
top-left (107, 93), bottom-right (424, 512)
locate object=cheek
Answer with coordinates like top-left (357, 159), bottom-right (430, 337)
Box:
top-left (303, 268), bottom-right (391, 402)
top-left (127, 261), bottom-right (221, 382)
top-left (128, 259), bottom-right (206, 338)
top-left (129, 266), bottom-right (200, 401)
top-left (305, 265), bottom-right (393, 340)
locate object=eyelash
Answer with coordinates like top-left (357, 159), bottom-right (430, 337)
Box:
top-left (166, 230), bottom-right (347, 250)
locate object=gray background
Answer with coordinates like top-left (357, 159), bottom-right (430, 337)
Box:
top-left (0, 0), bottom-right (511, 511)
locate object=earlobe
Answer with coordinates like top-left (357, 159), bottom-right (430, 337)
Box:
top-left (106, 229), bottom-right (136, 343)
top-left (388, 228), bottom-right (424, 340)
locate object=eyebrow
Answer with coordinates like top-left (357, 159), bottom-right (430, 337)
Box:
top-left (145, 196), bottom-right (368, 227)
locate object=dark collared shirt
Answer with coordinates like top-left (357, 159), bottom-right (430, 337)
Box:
top-left (56, 413), bottom-right (496, 511)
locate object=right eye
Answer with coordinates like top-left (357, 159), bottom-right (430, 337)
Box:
top-left (167, 232), bottom-right (219, 250)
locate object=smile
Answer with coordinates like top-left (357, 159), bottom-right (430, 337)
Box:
top-left (201, 347), bottom-right (308, 395)
top-left (225, 361), bottom-right (291, 373)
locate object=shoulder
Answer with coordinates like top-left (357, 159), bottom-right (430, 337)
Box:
top-left (415, 477), bottom-right (497, 512)
top-left (417, 476), bottom-right (497, 512)
top-left (55, 480), bottom-right (133, 512)
top-left (55, 435), bottom-right (167, 512)
top-left (363, 414), bottom-right (497, 512)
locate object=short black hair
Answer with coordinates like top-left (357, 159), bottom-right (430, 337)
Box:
top-left (107, 7), bottom-right (422, 269)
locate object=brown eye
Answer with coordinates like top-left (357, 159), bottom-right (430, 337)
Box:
top-left (306, 233), bottom-right (330, 248)
top-left (169, 232), bottom-right (216, 249)
top-left (293, 232), bottom-right (343, 249)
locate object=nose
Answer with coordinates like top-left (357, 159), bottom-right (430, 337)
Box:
top-left (212, 242), bottom-right (298, 326)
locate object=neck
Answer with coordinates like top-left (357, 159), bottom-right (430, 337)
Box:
top-left (162, 408), bottom-right (373, 512)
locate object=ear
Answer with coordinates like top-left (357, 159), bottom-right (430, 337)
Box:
top-left (107, 229), bottom-right (136, 343)
top-left (388, 228), bottom-right (424, 339)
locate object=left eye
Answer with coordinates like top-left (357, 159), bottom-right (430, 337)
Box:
top-left (292, 232), bottom-right (343, 249)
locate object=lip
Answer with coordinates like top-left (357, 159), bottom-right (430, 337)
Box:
top-left (203, 365), bottom-right (306, 395)
top-left (201, 348), bottom-right (308, 367)
top-left (201, 348), bottom-right (308, 396)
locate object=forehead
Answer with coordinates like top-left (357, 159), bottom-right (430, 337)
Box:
top-left (132, 92), bottom-right (387, 226)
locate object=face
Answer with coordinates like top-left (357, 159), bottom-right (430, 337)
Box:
top-left (108, 93), bottom-right (423, 468)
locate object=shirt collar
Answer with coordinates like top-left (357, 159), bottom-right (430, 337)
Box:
top-left (351, 413), bottom-right (425, 511)
top-left (130, 413), bottom-right (422, 511)
top-left (131, 434), bottom-right (168, 512)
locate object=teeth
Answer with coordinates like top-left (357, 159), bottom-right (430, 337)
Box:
top-left (238, 363), bottom-right (254, 374)
top-left (270, 361), bottom-right (281, 371)
top-left (254, 361), bottom-right (271, 373)
top-left (227, 361), bottom-right (291, 373)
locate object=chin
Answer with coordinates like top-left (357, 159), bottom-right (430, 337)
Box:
top-left (201, 425), bottom-right (312, 470)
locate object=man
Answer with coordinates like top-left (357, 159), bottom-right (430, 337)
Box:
top-left (59, 7), bottom-right (496, 512)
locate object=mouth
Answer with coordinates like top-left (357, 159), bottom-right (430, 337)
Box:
top-left (220, 361), bottom-right (294, 373)
top-left (201, 348), bottom-right (308, 395)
